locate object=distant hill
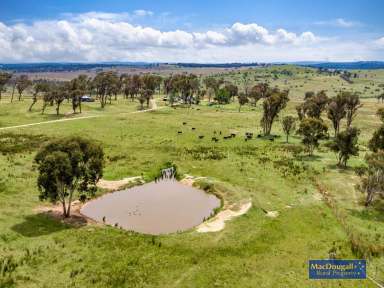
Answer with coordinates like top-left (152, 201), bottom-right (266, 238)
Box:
top-left (173, 62), bottom-right (265, 68)
top-left (0, 62), bottom-right (266, 73)
top-left (1, 61), bottom-right (383, 73)
top-left (298, 61), bottom-right (384, 70)
top-left (0, 62), bottom-right (158, 73)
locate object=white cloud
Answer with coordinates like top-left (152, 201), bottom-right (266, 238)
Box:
top-left (375, 37), bottom-right (384, 47)
top-left (0, 12), bottom-right (381, 62)
top-left (133, 10), bottom-right (154, 17)
top-left (314, 18), bottom-right (361, 28)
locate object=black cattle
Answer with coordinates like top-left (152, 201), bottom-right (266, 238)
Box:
top-left (198, 135), bottom-right (204, 139)
top-left (178, 131), bottom-right (182, 134)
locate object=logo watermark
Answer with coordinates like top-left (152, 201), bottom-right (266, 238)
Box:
top-left (309, 260), bottom-right (366, 279)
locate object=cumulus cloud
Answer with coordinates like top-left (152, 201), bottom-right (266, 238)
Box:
top-left (0, 12), bottom-right (380, 62)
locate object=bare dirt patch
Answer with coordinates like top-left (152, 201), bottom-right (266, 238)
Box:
top-left (196, 201), bottom-right (252, 233)
top-left (97, 176), bottom-right (143, 191)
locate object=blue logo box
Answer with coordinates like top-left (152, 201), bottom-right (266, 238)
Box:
top-left (309, 260), bottom-right (366, 279)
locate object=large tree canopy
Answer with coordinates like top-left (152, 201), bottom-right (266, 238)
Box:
top-left (35, 137), bottom-right (104, 217)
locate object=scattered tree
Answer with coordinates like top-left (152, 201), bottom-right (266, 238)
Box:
top-left (35, 137), bottom-right (104, 217)
top-left (344, 92), bottom-right (362, 128)
top-left (327, 93), bottom-right (347, 137)
top-left (29, 81), bottom-right (49, 112)
top-left (238, 92), bottom-right (248, 112)
top-left (296, 90), bottom-right (329, 120)
top-left (224, 83), bottom-right (238, 102)
top-left (261, 89), bottom-right (289, 135)
top-left (297, 117), bottom-right (328, 156)
top-left (15, 75), bottom-right (32, 102)
top-left (0, 72), bottom-right (12, 101)
top-left (215, 88), bottom-right (231, 104)
top-left (328, 127), bottom-right (360, 167)
top-left (248, 83), bottom-right (268, 106)
top-left (281, 116), bottom-right (296, 143)
top-left (357, 151), bottom-right (384, 206)
top-left (368, 108), bottom-right (384, 152)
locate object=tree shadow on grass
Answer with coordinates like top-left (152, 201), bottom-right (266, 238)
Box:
top-left (348, 205), bottom-right (384, 223)
top-left (11, 212), bottom-right (86, 237)
top-left (325, 163), bottom-right (356, 172)
top-left (297, 154), bottom-right (322, 162)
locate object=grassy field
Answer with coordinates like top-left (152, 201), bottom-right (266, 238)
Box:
top-left (0, 65), bottom-right (383, 287)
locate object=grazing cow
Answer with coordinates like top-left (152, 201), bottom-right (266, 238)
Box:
top-left (192, 127), bottom-right (196, 130)
top-left (257, 134), bottom-right (262, 138)
top-left (245, 132), bottom-right (253, 139)
top-left (178, 131), bottom-right (182, 134)
top-left (198, 135), bottom-right (204, 139)
top-left (219, 131), bottom-right (222, 135)
top-left (183, 122), bottom-right (187, 125)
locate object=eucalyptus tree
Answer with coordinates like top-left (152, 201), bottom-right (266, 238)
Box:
top-left (297, 117), bottom-right (328, 156)
top-left (138, 89), bottom-right (154, 109)
top-left (51, 82), bottom-right (70, 115)
top-left (241, 71), bottom-right (251, 95)
top-left (69, 74), bottom-right (90, 113)
top-left (328, 127), bottom-right (360, 167)
top-left (368, 108), bottom-right (384, 152)
top-left (358, 151), bottom-right (384, 206)
top-left (296, 90), bottom-right (329, 120)
top-left (14, 75), bottom-right (32, 102)
top-left (343, 92), bottom-right (362, 128)
top-left (238, 92), bottom-right (248, 112)
top-left (204, 77), bottom-right (222, 102)
top-left (29, 80), bottom-right (50, 112)
top-left (0, 72), bottom-right (12, 101)
top-left (122, 74), bottom-right (142, 101)
top-left (93, 71), bottom-right (119, 108)
top-left (35, 137), bottom-right (104, 217)
top-left (281, 116), bottom-right (296, 143)
top-left (170, 74), bottom-right (200, 105)
top-left (248, 83), bottom-right (269, 106)
top-left (224, 83), bottom-right (238, 102)
top-left (261, 88), bottom-right (290, 135)
top-left (214, 88), bottom-right (231, 105)
top-left (327, 93), bottom-right (347, 137)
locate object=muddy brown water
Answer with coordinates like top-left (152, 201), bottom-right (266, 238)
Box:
top-left (81, 180), bottom-right (221, 234)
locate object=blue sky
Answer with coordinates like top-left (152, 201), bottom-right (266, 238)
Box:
top-left (0, 0), bottom-right (383, 62)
